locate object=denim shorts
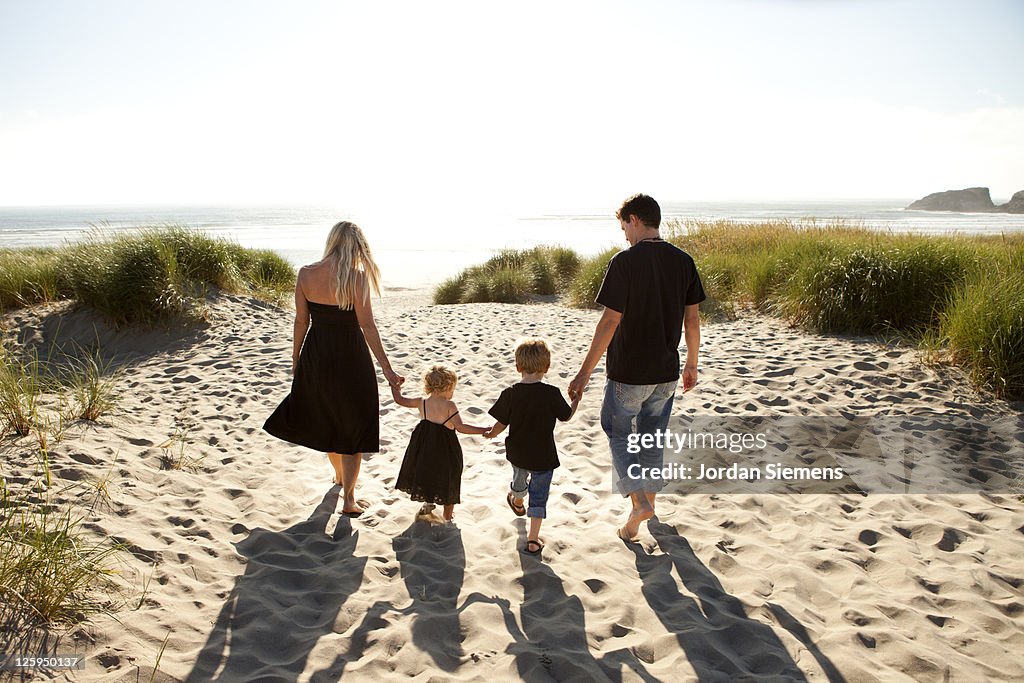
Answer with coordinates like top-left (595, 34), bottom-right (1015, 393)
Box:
top-left (600, 379), bottom-right (676, 496)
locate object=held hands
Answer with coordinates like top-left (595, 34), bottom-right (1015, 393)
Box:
top-left (567, 372), bottom-right (589, 402)
top-left (383, 367), bottom-right (405, 389)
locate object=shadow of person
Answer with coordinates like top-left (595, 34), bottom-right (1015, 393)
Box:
top-left (309, 517), bottom-right (467, 679)
top-left (393, 518), bottom-right (467, 671)
top-left (497, 520), bottom-right (657, 682)
top-left (628, 518), bottom-right (816, 682)
top-left (185, 487), bottom-right (367, 682)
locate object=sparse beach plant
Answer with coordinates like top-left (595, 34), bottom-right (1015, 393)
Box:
top-left (0, 345), bottom-right (44, 437)
top-left (0, 478), bottom-right (124, 626)
top-left (158, 425), bottom-right (205, 471)
top-left (66, 350), bottom-right (121, 422)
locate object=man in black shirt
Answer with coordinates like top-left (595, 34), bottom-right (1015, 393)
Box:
top-left (568, 194), bottom-right (705, 543)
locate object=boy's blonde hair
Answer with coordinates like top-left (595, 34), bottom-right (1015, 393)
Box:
top-left (423, 365), bottom-right (458, 395)
top-left (515, 338), bottom-right (551, 374)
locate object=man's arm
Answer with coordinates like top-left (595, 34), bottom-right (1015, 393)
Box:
top-left (682, 303), bottom-right (700, 392)
top-left (568, 307), bottom-right (622, 399)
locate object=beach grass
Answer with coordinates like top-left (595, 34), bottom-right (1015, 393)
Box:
top-left (0, 227), bottom-right (295, 325)
top-left (431, 246), bottom-right (583, 305)
top-left (0, 475), bottom-right (124, 628)
top-left (0, 248), bottom-right (66, 311)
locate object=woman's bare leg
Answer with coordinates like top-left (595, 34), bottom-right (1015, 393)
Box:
top-left (328, 453), bottom-right (364, 513)
top-left (327, 453), bottom-right (345, 485)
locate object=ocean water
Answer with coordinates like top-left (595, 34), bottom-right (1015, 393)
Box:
top-left (2, 200), bottom-right (1023, 289)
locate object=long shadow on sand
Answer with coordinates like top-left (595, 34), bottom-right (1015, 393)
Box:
top-left (311, 517), bottom-right (466, 678)
top-left (629, 519), bottom-right (843, 682)
top-left (496, 520), bottom-right (658, 682)
top-left (185, 488), bottom-right (367, 682)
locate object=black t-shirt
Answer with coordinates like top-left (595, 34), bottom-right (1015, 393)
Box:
top-left (488, 382), bottom-right (573, 471)
top-left (596, 240), bottom-right (706, 385)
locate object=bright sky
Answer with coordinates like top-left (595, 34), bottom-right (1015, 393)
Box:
top-left (1, 0), bottom-right (1022, 210)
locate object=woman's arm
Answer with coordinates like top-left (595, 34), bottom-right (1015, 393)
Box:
top-left (292, 271), bottom-right (311, 375)
top-left (352, 273), bottom-right (403, 387)
top-left (390, 383), bottom-right (421, 409)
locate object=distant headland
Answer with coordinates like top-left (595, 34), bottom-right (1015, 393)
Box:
top-left (907, 187), bottom-right (1024, 213)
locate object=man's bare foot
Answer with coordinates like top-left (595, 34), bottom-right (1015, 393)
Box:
top-left (622, 499), bottom-right (655, 538)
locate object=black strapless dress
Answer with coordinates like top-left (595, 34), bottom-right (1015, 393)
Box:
top-left (263, 301), bottom-right (379, 453)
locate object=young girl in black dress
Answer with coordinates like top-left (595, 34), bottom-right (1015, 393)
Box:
top-left (391, 366), bottom-right (491, 522)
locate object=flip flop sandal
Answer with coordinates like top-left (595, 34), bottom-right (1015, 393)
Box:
top-left (507, 492), bottom-right (526, 517)
top-left (524, 538), bottom-right (545, 555)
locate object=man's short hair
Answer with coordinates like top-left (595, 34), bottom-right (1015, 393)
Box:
top-left (515, 338), bottom-right (551, 374)
top-left (616, 194), bottom-right (661, 229)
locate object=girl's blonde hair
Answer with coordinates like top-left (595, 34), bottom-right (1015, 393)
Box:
top-left (423, 366), bottom-right (458, 395)
top-left (323, 221), bottom-right (382, 309)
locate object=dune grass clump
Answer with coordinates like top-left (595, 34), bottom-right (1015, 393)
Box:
top-left (941, 270), bottom-right (1024, 399)
top-left (568, 248), bottom-right (618, 309)
top-left (777, 242), bottom-right (979, 333)
top-left (1, 227), bottom-right (295, 323)
top-left (431, 246), bottom-right (582, 305)
top-left (0, 248), bottom-right (66, 311)
top-left (57, 227), bottom-right (295, 325)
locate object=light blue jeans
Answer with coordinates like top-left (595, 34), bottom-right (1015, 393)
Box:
top-left (510, 467), bottom-right (554, 518)
top-left (601, 379), bottom-right (676, 496)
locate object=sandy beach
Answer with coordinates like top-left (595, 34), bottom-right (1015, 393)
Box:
top-left (2, 289), bottom-right (1023, 682)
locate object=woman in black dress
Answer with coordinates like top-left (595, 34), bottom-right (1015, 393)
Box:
top-left (264, 221), bottom-right (403, 516)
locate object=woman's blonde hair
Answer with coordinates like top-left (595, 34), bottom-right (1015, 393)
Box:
top-left (323, 221), bottom-right (382, 309)
top-left (423, 365), bottom-right (458, 395)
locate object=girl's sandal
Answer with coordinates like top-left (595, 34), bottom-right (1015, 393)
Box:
top-left (506, 492), bottom-right (526, 517)
top-left (524, 538), bottom-right (544, 555)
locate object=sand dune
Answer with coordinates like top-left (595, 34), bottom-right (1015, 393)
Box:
top-left (2, 291), bottom-right (1023, 682)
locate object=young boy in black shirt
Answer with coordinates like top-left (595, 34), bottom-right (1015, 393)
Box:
top-left (485, 338), bottom-right (580, 555)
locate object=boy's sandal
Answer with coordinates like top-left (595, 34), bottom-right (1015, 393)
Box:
top-left (524, 538), bottom-right (545, 555)
top-left (507, 492), bottom-right (526, 517)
